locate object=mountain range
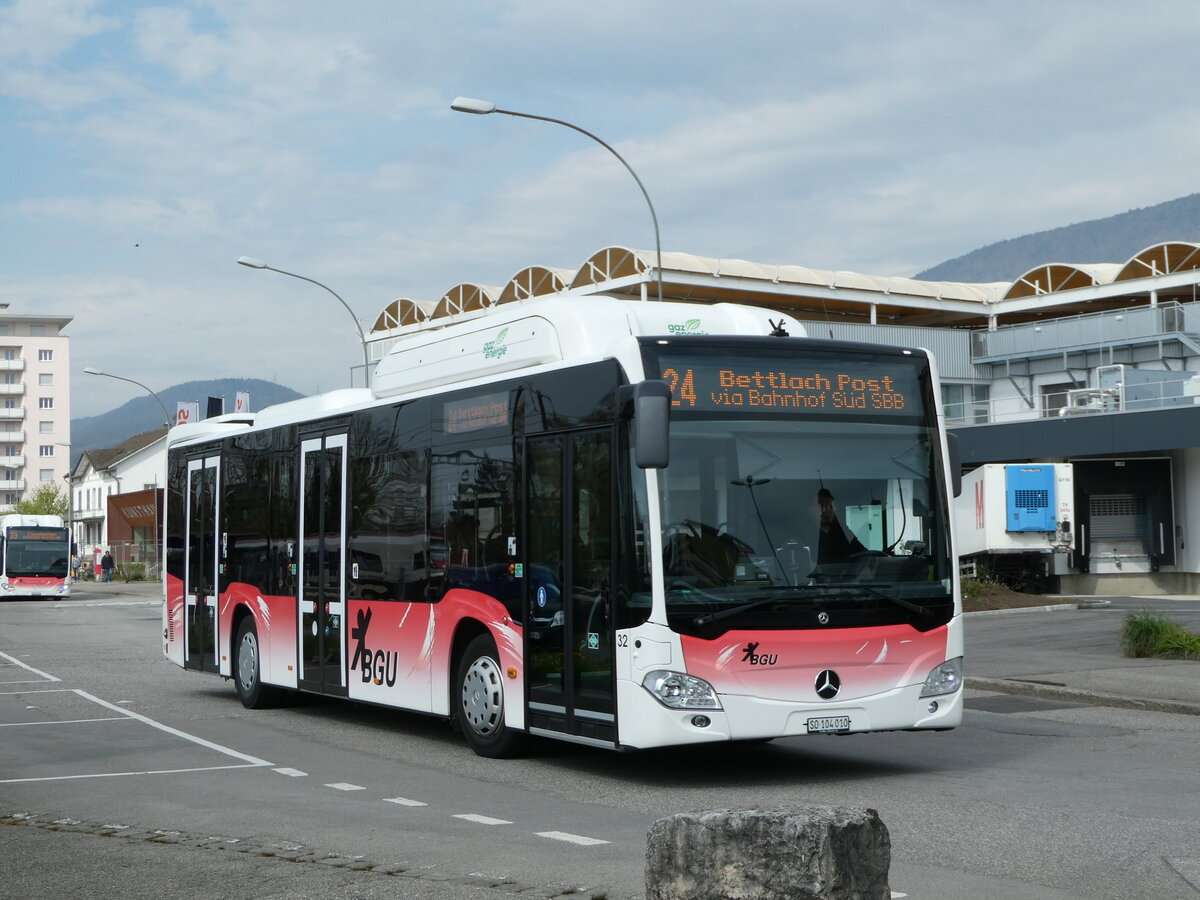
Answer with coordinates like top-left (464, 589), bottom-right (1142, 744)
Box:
top-left (916, 192), bottom-right (1200, 283)
top-left (71, 377), bottom-right (303, 458)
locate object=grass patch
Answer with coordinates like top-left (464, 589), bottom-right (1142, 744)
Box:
top-left (1121, 611), bottom-right (1200, 660)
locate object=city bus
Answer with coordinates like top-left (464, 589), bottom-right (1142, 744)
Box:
top-left (163, 295), bottom-right (963, 756)
top-left (1, 514), bottom-right (71, 598)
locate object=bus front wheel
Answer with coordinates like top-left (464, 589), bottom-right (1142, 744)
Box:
top-left (233, 618), bottom-right (282, 710)
top-left (456, 635), bottom-right (525, 758)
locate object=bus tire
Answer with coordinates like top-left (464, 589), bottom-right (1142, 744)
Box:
top-left (456, 635), bottom-right (525, 758)
top-left (233, 617), bottom-right (281, 710)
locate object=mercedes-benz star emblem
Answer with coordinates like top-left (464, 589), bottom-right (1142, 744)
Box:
top-left (817, 611), bottom-right (830, 625)
top-left (814, 669), bottom-right (841, 700)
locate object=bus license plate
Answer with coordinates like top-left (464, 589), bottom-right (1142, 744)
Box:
top-left (807, 716), bottom-right (850, 734)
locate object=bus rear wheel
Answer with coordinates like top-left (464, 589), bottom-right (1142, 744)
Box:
top-left (234, 618), bottom-right (282, 710)
top-left (456, 635), bottom-right (525, 758)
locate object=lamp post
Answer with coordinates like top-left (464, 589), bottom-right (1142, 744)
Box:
top-left (83, 367), bottom-right (172, 427)
top-left (56, 441), bottom-right (74, 556)
top-left (236, 256), bottom-right (371, 386)
top-left (451, 96), bottom-right (665, 303)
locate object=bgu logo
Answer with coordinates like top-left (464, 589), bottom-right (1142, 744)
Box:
top-left (350, 608), bottom-right (398, 687)
top-left (741, 641), bottom-right (778, 666)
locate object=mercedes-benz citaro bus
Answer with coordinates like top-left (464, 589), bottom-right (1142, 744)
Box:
top-left (1, 514), bottom-right (71, 599)
top-left (163, 294), bottom-right (962, 757)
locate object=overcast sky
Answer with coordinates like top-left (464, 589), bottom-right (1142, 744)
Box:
top-left (5, 0), bottom-right (1200, 417)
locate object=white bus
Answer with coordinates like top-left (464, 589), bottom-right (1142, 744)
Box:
top-left (1, 514), bottom-right (71, 599)
top-left (163, 295), bottom-right (963, 756)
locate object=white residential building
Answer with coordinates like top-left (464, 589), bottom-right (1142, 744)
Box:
top-left (0, 311), bottom-right (73, 512)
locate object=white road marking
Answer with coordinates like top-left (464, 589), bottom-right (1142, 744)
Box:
top-left (0, 651), bottom-right (61, 682)
top-left (325, 782), bottom-right (366, 791)
top-left (535, 831), bottom-right (609, 846)
top-left (454, 813), bottom-right (512, 826)
top-left (76, 689), bottom-right (273, 766)
top-left (383, 797), bottom-right (428, 807)
top-left (0, 687), bottom-right (273, 783)
top-left (0, 716), bottom-right (128, 727)
top-left (273, 767), bottom-right (307, 777)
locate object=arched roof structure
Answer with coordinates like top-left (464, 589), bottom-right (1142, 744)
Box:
top-left (366, 239), bottom-right (1200, 341)
top-left (372, 298), bottom-right (436, 332)
top-left (431, 283), bottom-right (500, 320)
top-left (1003, 263), bottom-right (1122, 300)
top-left (496, 266), bottom-right (574, 305)
top-left (1115, 241), bottom-right (1200, 282)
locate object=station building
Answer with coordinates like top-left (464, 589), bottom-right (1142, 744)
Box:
top-left (364, 242), bottom-right (1200, 595)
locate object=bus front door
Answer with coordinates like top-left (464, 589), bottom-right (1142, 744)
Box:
top-left (184, 456), bottom-right (220, 673)
top-left (526, 429), bottom-right (616, 746)
top-left (298, 434), bottom-right (348, 696)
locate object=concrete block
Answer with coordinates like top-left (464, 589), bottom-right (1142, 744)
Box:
top-left (645, 805), bottom-right (890, 900)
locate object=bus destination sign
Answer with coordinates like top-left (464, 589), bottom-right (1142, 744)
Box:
top-left (657, 355), bottom-right (920, 415)
top-left (8, 528), bottom-right (68, 541)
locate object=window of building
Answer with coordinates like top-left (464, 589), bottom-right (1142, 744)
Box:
top-left (40, 421), bottom-right (53, 433)
top-left (2, 350), bottom-right (15, 360)
top-left (38, 349), bottom-right (52, 361)
top-left (942, 383), bottom-right (990, 424)
top-left (1041, 382), bottom-right (1075, 418)
top-left (0, 327), bottom-right (11, 336)
top-left (40, 445), bottom-right (54, 457)
top-left (39, 373), bottom-right (53, 386)
top-left (39, 397), bottom-right (53, 409)
top-left (4, 399), bottom-right (14, 409)
top-left (4, 374), bottom-right (16, 384)
top-left (40, 469), bottom-right (54, 482)
top-left (30, 326), bottom-right (45, 336)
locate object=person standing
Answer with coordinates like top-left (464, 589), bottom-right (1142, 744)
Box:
top-left (101, 550), bottom-right (115, 583)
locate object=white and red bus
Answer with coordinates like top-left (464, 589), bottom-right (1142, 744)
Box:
top-left (1, 514), bottom-right (71, 599)
top-left (163, 295), bottom-right (963, 756)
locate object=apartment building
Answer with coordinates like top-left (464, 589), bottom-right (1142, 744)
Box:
top-left (0, 312), bottom-right (73, 512)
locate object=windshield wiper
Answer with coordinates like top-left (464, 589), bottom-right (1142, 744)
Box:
top-left (810, 582), bottom-right (933, 618)
top-left (692, 583), bottom-right (934, 627)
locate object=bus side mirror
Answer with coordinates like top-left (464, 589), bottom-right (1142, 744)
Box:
top-left (620, 380), bottom-right (670, 469)
top-left (947, 432), bottom-right (962, 497)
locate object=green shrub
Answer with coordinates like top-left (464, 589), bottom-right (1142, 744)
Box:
top-left (1121, 611), bottom-right (1200, 660)
top-left (118, 563), bottom-right (146, 583)
top-left (961, 577), bottom-right (984, 599)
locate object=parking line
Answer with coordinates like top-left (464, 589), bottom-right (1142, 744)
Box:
top-left (454, 813), bottom-right (512, 826)
top-left (325, 782), bottom-right (366, 791)
top-left (535, 831), bottom-right (610, 846)
top-left (0, 651), bottom-right (61, 682)
top-left (383, 797), bottom-right (428, 807)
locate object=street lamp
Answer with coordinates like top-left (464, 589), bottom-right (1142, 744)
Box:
top-left (83, 367), bottom-right (172, 427)
top-left (56, 441), bottom-right (74, 554)
top-left (451, 96), bottom-right (665, 303)
top-left (236, 256), bottom-right (371, 386)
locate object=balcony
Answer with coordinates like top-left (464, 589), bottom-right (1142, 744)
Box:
top-left (0, 360), bottom-right (25, 372)
top-left (971, 301), bottom-right (1200, 366)
top-left (0, 432), bottom-right (25, 444)
top-left (0, 455), bottom-right (25, 467)
top-left (0, 479), bottom-right (27, 491)
top-left (0, 384), bottom-right (25, 396)
top-left (0, 409), bottom-right (24, 420)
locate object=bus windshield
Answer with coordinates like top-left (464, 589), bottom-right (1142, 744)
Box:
top-left (642, 339), bottom-right (954, 636)
top-left (5, 530), bottom-right (70, 578)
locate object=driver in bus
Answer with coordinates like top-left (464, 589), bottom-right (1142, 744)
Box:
top-left (816, 488), bottom-right (866, 563)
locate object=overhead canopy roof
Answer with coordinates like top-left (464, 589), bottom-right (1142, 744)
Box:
top-left (367, 240), bottom-right (1200, 338)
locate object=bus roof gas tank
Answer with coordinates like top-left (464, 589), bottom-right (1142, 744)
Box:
top-left (371, 296), bottom-right (805, 399)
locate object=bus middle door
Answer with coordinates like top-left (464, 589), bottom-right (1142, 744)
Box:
top-left (525, 428), bottom-right (616, 747)
top-left (184, 455), bottom-right (220, 673)
top-left (297, 434), bottom-right (348, 696)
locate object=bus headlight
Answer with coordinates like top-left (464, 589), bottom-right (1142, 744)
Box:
top-left (919, 657), bottom-right (963, 697)
top-left (641, 670), bottom-right (722, 710)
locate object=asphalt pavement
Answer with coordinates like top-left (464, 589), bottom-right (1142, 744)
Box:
top-left (58, 580), bottom-right (1200, 899)
top-left (965, 593), bottom-right (1200, 716)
